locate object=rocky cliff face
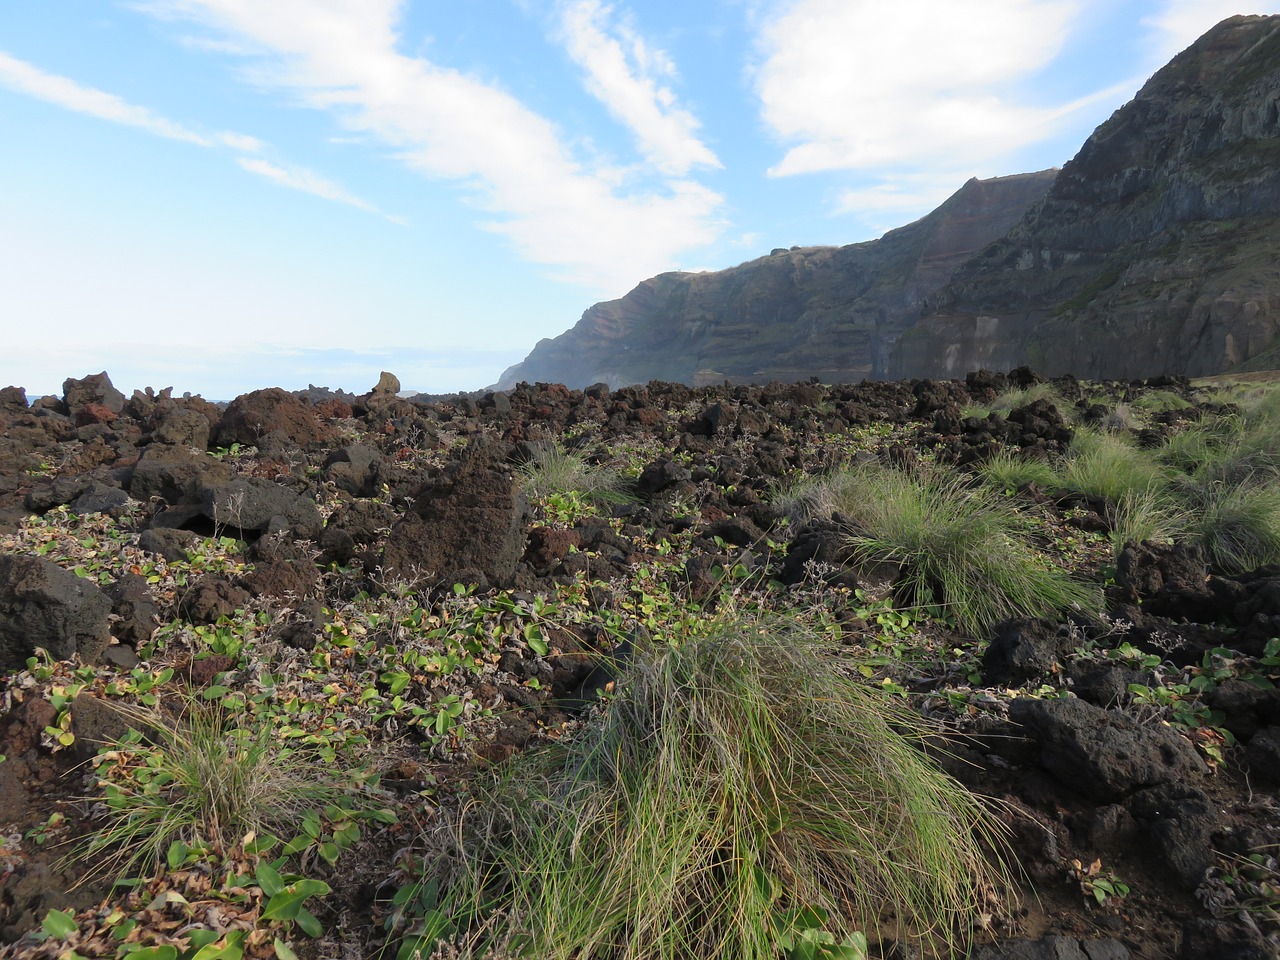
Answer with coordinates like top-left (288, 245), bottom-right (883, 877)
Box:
top-left (496, 171), bottom-right (1057, 389)
top-left (892, 14), bottom-right (1280, 380)
top-left (501, 15), bottom-right (1280, 390)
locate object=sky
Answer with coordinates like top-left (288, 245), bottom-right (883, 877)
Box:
top-left (1, 1), bottom-right (1275, 400)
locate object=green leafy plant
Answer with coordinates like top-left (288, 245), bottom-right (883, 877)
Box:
top-left (77, 695), bottom-right (381, 882)
top-left (1070, 858), bottom-right (1130, 907)
top-left (420, 609), bottom-right (1012, 960)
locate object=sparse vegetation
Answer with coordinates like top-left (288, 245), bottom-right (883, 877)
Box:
top-left (7, 373), bottom-right (1280, 959)
top-left (788, 463), bottom-right (1101, 634)
top-left (519, 444), bottom-right (635, 515)
top-left (77, 696), bottom-right (380, 883)
top-left (420, 610), bottom-right (1011, 960)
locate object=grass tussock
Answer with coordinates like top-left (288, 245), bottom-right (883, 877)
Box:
top-left (1106, 486), bottom-right (1189, 554)
top-left (1176, 478), bottom-right (1280, 574)
top-left (794, 463), bottom-right (1100, 635)
top-left (79, 699), bottom-right (370, 881)
top-left (963, 382), bottom-right (1069, 422)
top-left (424, 613), bottom-right (1011, 960)
top-left (519, 445), bottom-right (634, 506)
top-left (1059, 428), bottom-right (1168, 504)
top-left (977, 449), bottom-right (1061, 493)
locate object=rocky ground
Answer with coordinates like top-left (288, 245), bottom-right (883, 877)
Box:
top-left (0, 369), bottom-right (1277, 960)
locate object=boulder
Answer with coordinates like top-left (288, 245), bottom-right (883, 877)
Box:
top-left (381, 437), bottom-right (529, 588)
top-left (0, 385), bottom-right (28, 413)
top-left (1128, 783), bottom-right (1218, 890)
top-left (0, 555), bottom-right (112, 668)
top-left (104, 573), bottom-right (161, 647)
top-left (151, 407), bottom-right (212, 448)
top-left (214, 387), bottom-right (331, 448)
top-left (177, 576), bottom-right (252, 625)
top-left (982, 618), bottom-right (1073, 685)
top-left (128, 444), bottom-right (234, 505)
top-left (151, 475), bottom-right (323, 542)
top-left (62, 371), bottom-right (125, 417)
top-left (371, 371), bottom-right (401, 395)
top-left (1009, 696), bottom-right (1208, 802)
top-left (323, 444), bottom-right (385, 498)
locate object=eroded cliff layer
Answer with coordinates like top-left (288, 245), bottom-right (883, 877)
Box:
top-left (892, 14), bottom-right (1280, 380)
top-left (497, 171), bottom-right (1056, 389)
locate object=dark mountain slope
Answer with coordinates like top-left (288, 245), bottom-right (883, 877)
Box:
top-left (891, 14), bottom-right (1280, 379)
top-left (496, 171), bottom-right (1056, 389)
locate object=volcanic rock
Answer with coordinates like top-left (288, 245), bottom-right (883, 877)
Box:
top-left (0, 555), bottom-right (113, 668)
top-left (381, 437), bottom-right (529, 589)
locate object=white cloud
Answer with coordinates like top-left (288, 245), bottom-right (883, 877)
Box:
top-left (0, 48), bottom-right (400, 221)
top-left (1140, 1), bottom-right (1271, 63)
top-left (235, 157), bottom-right (401, 221)
top-left (754, 0), bottom-right (1085, 177)
top-left (217, 130), bottom-right (263, 151)
top-left (143, 0), bottom-right (725, 293)
top-left (555, 0), bottom-right (720, 175)
top-left (0, 49), bottom-right (214, 145)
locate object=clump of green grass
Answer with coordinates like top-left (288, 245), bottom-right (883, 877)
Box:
top-left (519, 445), bottom-right (634, 506)
top-left (1106, 486), bottom-right (1189, 556)
top-left (1059, 428), bottom-right (1168, 504)
top-left (78, 698), bottom-right (373, 881)
top-left (1177, 478), bottom-right (1280, 574)
top-left (977, 449), bottom-right (1062, 493)
top-left (963, 382), bottom-right (1068, 421)
top-left (1132, 389), bottom-right (1192, 415)
top-left (792, 463), bottom-right (1100, 635)
top-left (422, 612), bottom-right (1011, 960)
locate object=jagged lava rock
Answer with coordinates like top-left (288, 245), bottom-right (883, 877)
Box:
top-left (381, 437), bottom-right (530, 589)
top-left (0, 555), bottom-right (113, 668)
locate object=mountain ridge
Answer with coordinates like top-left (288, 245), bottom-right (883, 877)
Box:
top-left (499, 14), bottom-right (1280, 390)
top-left (497, 170), bottom-right (1057, 389)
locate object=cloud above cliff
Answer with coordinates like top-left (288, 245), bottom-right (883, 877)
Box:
top-left (138, 0), bottom-right (725, 293)
top-left (554, 0), bottom-right (721, 175)
top-left (746, 0), bottom-right (1263, 227)
top-left (754, 0), bottom-right (1086, 178)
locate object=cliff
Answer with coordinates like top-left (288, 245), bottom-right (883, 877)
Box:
top-left (891, 14), bottom-right (1280, 379)
top-left (496, 171), bottom-right (1056, 389)
top-left (500, 15), bottom-right (1280, 390)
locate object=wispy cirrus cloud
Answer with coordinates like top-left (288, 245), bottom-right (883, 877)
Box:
top-left (0, 48), bottom-right (394, 220)
top-left (140, 0), bottom-right (725, 293)
top-left (0, 49), bottom-right (217, 145)
top-left (236, 157), bottom-right (405, 222)
top-left (554, 0), bottom-right (720, 175)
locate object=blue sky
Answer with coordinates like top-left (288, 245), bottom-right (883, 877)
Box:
top-left (1, 1), bottom-right (1272, 399)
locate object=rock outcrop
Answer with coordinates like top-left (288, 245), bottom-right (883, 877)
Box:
top-left (496, 172), bottom-right (1057, 389)
top-left (892, 14), bottom-right (1280, 379)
